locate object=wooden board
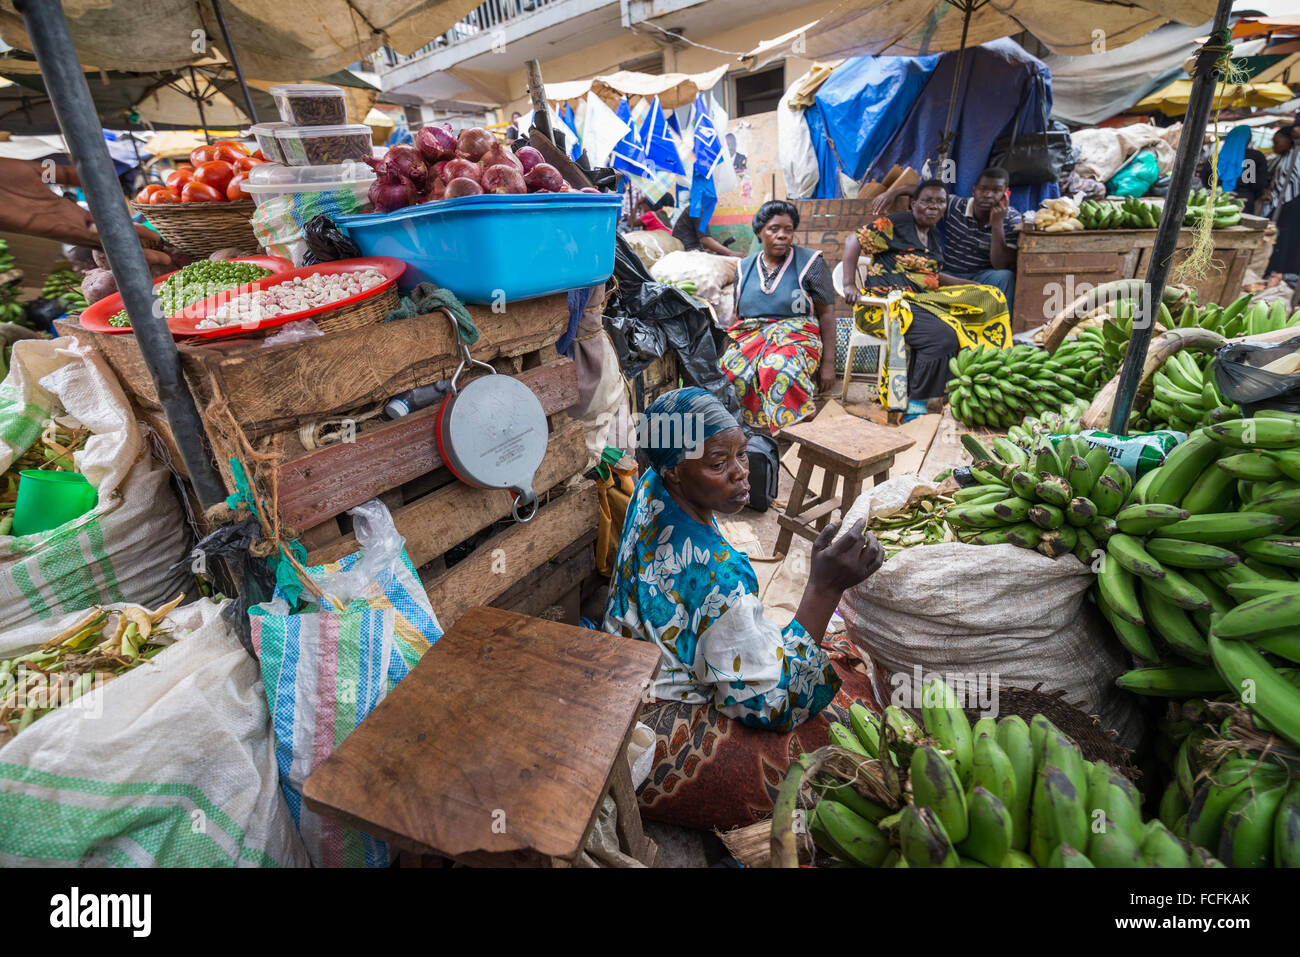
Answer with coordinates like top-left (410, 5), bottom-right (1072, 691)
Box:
top-left (277, 359), bottom-right (579, 532)
top-left (779, 414), bottom-right (915, 471)
top-left (306, 418), bottom-right (589, 566)
top-left (60, 294), bottom-right (570, 435)
top-left (493, 530), bottom-right (597, 620)
top-left (301, 605), bottom-right (661, 864)
top-left (423, 480), bottom-right (598, 630)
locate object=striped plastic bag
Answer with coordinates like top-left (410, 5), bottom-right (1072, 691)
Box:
top-left (249, 501), bottom-right (441, 868)
top-left (249, 183), bottom-right (372, 266)
top-left (0, 598), bottom-right (309, 867)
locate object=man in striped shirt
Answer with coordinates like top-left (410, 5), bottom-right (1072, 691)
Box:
top-left (871, 167), bottom-right (1021, 311)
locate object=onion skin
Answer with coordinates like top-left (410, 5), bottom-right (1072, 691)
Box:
top-left (445, 177), bottom-right (484, 197)
top-left (515, 146), bottom-right (544, 174)
top-left (478, 141), bottom-right (522, 172)
top-left (383, 144), bottom-right (428, 190)
top-left (456, 127), bottom-right (495, 162)
top-left (523, 163), bottom-right (565, 193)
top-left (416, 124), bottom-right (457, 162)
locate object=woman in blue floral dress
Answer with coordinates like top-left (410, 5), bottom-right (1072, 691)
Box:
top-left (604, 387), bottom-right (884, 829)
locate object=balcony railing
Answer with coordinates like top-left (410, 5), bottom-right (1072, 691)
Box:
top-left (373, 0), bottom-right (566, 69)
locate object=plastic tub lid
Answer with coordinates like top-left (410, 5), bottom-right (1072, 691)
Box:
top-left (249, 121), bottom-right (291, 135)
top-left (245, 161), bottom-right (375, 192)
top-left (269, 83), bottom-right (345, 99)
top-left (274, 123), bottom-right (371, 140)
top-left (337, 190), bottom-right (618, 223)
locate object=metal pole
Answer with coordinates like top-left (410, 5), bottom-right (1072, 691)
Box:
top-left (936, 2), bottom-right (973, 163)
top-left (210, 0), bottom-right (259, 124)
top-left (15, 0), bottom-right (229, 508)
top-left (189, 66), bottom-right (212, 143)
top-left (1108, 0), bottom-right (1235, 434)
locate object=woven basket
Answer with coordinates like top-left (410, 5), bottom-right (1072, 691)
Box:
top-left (131, 200), bottom-right (259, 258)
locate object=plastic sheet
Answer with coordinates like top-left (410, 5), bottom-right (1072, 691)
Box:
top-left (302, 213), bottom-right (362, 265)
top-left (603, 235), bottom-right (738, 414)
top-left (1214, 336), bottom-right (1300, 415)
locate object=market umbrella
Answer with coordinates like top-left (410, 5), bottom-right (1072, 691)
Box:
top-left (1132, 78), bottom-right (1295, 115)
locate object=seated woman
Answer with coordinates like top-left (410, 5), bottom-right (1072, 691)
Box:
top-left (721, 200), bottom-right (837, 433)
top-left (842, 179), bottom-right (1012, 420)
top-left (605, 387), bottom-right (883, 830)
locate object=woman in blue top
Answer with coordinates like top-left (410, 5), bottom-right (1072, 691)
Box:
top-left (604, 387), bottom-right (883, 828)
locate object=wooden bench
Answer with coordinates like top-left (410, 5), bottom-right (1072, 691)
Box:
top-left (302, 606), bottom-right (662, 867)
top-left (774, 416), bottom-right (915, 558)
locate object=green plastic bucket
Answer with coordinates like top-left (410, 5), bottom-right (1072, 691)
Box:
top-left (11, 470), bottom-right (97, 536)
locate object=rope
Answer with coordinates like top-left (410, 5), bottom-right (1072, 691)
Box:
top-left (639, 20), bottom-right (752, 57)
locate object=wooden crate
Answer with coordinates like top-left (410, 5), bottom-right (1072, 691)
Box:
top-left (1015, 224), bottom-right (1267, 333)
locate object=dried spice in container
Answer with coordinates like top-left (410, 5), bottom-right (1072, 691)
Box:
top-left (276, 124), bottom-right (373, 167)
top-left (269, 83), bottom-right (348, 126)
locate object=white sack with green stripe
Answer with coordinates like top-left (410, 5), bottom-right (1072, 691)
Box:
top-left (0, 337), bottom-right (192, 626)
top-left (0, 598), bottom-right (309, 867)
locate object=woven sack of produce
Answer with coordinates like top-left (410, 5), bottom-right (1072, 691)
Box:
top-left (621, 229), bottom-right (684, 270)
top-left (838, 505), bottom-right (1143, 748)
top-left (0, 338), bottom-right (193, 628)
top-left (0, 598), bottom-right (309, 866)
top-left (650, 249), bottom-right (740, 306)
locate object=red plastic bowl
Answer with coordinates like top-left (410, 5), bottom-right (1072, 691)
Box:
top-left (78, 256), bottom-right (293, 335)
top-left (168, 257), bottom-right (406, 339)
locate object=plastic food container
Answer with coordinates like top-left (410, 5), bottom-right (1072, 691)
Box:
top-left (269, 83), bottom-right (348, 126)
top-left (276, 124), bottom-right (373, 167)
top-left (242, 161), bottom-right (376, 207)
top-left (336, 191), bottom-right (622, 303)
top-left (249, 121), bottom-right (291, 163)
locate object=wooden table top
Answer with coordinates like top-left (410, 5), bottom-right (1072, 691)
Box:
top-left (782, 415), bottom-right (915, 470)
top-left (302, 606), bottom-right (661, 863)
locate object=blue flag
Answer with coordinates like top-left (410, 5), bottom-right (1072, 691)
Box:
top-left (609, 96), bottom-right (650, 179)
top-left (639, 96), bottom-right (685, 176)
top-left (692, 94), bottom-right (723, 180)
top-left (560, 102), bottom-right (582, 161)
top-left (689, 172), bottom-right (718, 232)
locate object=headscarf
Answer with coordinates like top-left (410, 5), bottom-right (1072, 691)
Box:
top-left (1216, 125), bottom-right (1252, 192)
top-left (641, 387), bottom-right (739, 474)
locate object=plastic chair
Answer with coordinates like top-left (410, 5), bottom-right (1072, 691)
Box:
top-left (831, 259), bottom-right (902, 402)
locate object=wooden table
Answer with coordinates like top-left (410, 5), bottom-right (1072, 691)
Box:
top-left (302, 606), bottom-right (662, 867)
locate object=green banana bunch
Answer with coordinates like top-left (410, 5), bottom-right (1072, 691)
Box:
top-left (798, 679), bottom-right (1224, 868)
top-left (40, 268), bottom-right (88, 312)
top-left (1133, 349), bottom-right (1241, 436)
top-left (950, 432), bottom-right (1120, 562)
top-left (1185, 188), bottom-right (1245, 229)
top-left (945, 343), bottom-right (1085, 430)
top-left (1007, 398), bottom-right (1091, 451)
top-left (1078, 198), bottom-right (1160, 230)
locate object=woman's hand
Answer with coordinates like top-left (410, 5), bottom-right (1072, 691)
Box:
top-left (809, 520), bottom-right (884, 594)
top-left (843, 286), bottom-right (859, 306)
top-left (870, 189), bottom-right (897, 217)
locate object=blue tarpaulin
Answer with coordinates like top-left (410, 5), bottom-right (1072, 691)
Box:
top-left (806, 39), bottom-right (1059, 210)
top-left (807, 54), bottom-right (941, 198)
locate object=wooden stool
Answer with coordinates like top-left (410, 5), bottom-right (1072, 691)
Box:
top-left (303, 606), bottom-right (662, 867)
top-left (774, 416), bottom-right (916, 558)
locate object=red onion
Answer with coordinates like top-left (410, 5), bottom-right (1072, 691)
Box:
top-left (416, 123), bottom-right (457, 162)
top-left (456, 127), bottom-right (495, 161)
top-left (442, 158), bottom-right (481, 184)
top-left (579, 186), bottom-right (600, 193)
top-left (524, 163), bottom-right (565, 193)
top-left (515, 146), bottom-right (544, 174)
top-left (482, 165), bottom-right (526, 194)
top-left (478, 141), bottom-right (521, 172)
top-left (424, 179), bottom-right (447, 202)
top-left (383, 144), bottom-right (428, 191)
top-left (431, 159), bottom-right (450, 183)
top-left (445, 177), bottom-right (484, 197)
top-left (369, 172), bottom-right (416, 213)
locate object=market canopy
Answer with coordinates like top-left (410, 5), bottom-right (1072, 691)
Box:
top-left (0, 0), bottom-right (481, 79)
top-left (1132, 78), bottom-right (1295, 115)
top-left (742, 0), bottom-right (1221, 66)
top-left (544, 66), bottom-right (728, 111)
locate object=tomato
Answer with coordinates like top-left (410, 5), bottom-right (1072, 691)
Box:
top-left (190, 145), bottom-right (220, 166)
top-left (214, 144), bottom-right (250, 164)
top-left (230, 154), bottom-right (263, 171)
top-left (192, 160), bottom-right (235, 194)
top-left (214, 139), bottom-right (249, 154)
top-left (164, 168), bottom-right (194, 190)
top-left (181, 180), bottom-right (224, 203)
top-left (150, 188), bottom-right (181, 204)
top-left (226, 173), bottom-right (249, 201)
top-left (136, 184), bottom-right (165, 203)
top-left (251, 149), bottom-right (267, 161)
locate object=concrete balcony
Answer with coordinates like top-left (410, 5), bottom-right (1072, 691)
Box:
top-left (378, 0), bottom-right (625, 105)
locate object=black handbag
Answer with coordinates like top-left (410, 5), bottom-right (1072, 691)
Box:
top-left (988, 75), bottom-right (1073, 186)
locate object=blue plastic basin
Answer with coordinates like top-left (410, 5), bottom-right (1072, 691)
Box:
top-left (336, 192), bottom-right (621, 304)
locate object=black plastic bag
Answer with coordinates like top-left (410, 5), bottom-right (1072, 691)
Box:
top-left (1214, 335), bottom-right (1300, 415)
top-left (603, 235), bottom-right (738, 414)
top-left (169, 516), bottom-right (276, 659)
top-left (301, 214), bottom-right (362, 266)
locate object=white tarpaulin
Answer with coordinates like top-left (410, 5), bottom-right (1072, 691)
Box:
top-left (743, 0), bottom-right (1220, 66)
top-left (1043, 19), bottom-right (1214, 125)
top-left (545, 66), bottom-right (728, 111)
top-left (0, 0), bottom-right (481, 79)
